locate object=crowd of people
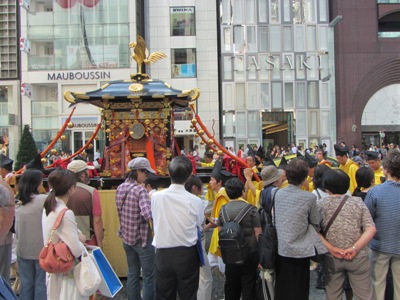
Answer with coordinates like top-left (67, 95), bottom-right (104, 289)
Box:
top-left (0, 139), bottom-right (399, 300)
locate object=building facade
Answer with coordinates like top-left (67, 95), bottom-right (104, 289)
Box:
top-left (0, 0), bottom-right (20, 158)
top-left (19, 0), bottom-right (218, 161)
top-left (331, 0), bottom-right (400, 149)
top-left (219, 0), bottom-right (336, 153)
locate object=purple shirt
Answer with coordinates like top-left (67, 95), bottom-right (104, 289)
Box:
top-left (116, 179), bottom-right (152, 247)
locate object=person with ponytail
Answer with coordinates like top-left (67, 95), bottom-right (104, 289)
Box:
top-left (352, 167), bottom-right (375, 201)
top-left (42, 168), bottom-right (86, 300)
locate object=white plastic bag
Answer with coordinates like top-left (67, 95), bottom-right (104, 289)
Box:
top-left (74, 246), bottom-right (101, 297)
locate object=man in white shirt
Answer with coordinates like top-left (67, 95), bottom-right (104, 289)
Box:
top-left (151, 156), bottom-right (204, 300)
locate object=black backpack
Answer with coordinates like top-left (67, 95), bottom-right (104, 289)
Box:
top-left (219, 203), bottom-right (253, 265)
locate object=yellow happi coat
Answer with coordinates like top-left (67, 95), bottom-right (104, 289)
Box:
top-left (339, 159), bottom-right (359, 194)
top-left (208, 188), bottom-right (230, 256)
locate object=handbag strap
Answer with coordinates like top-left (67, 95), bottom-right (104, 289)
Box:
top-left (47, 208), bottom-right (69, 244)
top-left (322, 195), bottom-right (349, 237)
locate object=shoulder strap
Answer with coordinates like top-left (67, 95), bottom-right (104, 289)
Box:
top-left (221, 205), bottom-right (230, 223)
top-left (316, 189), bottom-right (322, 200)
top-left (271, 188), bottom-right (278, 226)
top-left (53, 208), bottom-right (69, 230)
top-left (233, 204), bottom-right (253, 224)
top-left (322, 195), bottom-right (349, 237)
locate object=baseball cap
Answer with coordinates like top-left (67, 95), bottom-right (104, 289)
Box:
top-left (127, 157), bottom-right (155, 173)
top-left (67, 160), bottom-right (95, 173)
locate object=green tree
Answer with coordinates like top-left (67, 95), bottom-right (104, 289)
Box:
top-left (15, 125), bottom-right (38, 171)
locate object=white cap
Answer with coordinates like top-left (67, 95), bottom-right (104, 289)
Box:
top-left (67, 160), bottom-right (95, 173)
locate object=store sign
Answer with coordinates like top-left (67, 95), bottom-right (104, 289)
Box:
top-left (47, 71), bottom-right (111, 81)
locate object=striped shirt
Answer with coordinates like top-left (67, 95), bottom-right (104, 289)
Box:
top-left (365, 180), bottom-right (400, 255)
top-left (116, 179), bottom-right (152, 247)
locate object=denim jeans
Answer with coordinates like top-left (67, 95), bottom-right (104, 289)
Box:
top-left (17, 256), bottom-right (47, 300)
top-left (123, 240), bottom-right (155, 300)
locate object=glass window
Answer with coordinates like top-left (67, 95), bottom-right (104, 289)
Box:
top-left (293, 0), bottom-right (304, 24)
top-left (170, 7), bottom-right (196, 36)
top-left (234, 55), bottom-right (245, 81)
top-left (296, 110), bottom-right (307, 136)
top-left (247, 56), bottom-right (259, 80)
top-left (318, 0), bottom-right (328, 22)
top-left (320, 110), bottom-right (330, 136)
top-left (271, 54), bottom-right (282, 80)
top-left (259, 54), bottom-right (270, 80)
top-left (247, 26), bottom-right (257, 52)
top-left (247, 83), bottom-right (258, 109)
top-left (296, 54), bottom-right (307, 80)
top-left (294, 25), bottom-right (306, 52)
top-left (282, 54), bottom-right (295, 80)
top-left (236, 83), bottom-right (246, 109)
top-left (306, 25), bottom-right (317, 51)
top-left (222, 27), bottom-right (232, 52)
top-left (224, 112), bottom-right (234, 137)
top-left (31, 102), bottom-right (58, 116)
top-left (306, 54), bottom-right (318, 80)
top-left (282, 0), bottom-right (291, 22)
top-left (32, 117), bottom-right (59, 129)
top-left (246, 0), bottom-right (256, 24)
top-left (307, 81), bottom-right (319, 108)
top-left (320, 82), bottom-right (329, 107)
top-left (318, 26), bottom-right (328, 51)
top-left (223, 83), bottom-right (234, 110)
top-left (236, 112), bottom-right (247, 138)
top-left (260, 83), bottom-right (270, 110)
top-left (270, 26), bottom-right (281, 52)
top-left (296, 82), bottom-right (306, 108)
top-left (284, 83), bottom-right (294, 109)
top-left (305, 0), bottom-right (317, 23)
top-left (271, 82), bottom-right (282, 109)
top-left (309, 110), bottom-right (319, 136)
top-left (258, 0), bottom-right (268, 23)
top-left (233, 0), bottom-right (244, 24)
top-left (171, 49), bottom-right (196, 78)
top-left (248, 111), bottom-right (260, 138)
top-left (223, 56), bottom-right (234, 80)
top-left (221, 0), bottom-right (232, 25)
top-left (283, 26), bottom-right (293, 51)
top-left (233, 25), bottom-right (245, 53)
top-left (270, 0), bottom-right (280, 23)
top-left (259, 26), bottom-right (269, 52)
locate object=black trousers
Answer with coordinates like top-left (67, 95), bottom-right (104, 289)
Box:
top-left (224, 251), bottom-right (258, 300)
top-left (155, 245), bottom-right (199, 300)
top-left (275, 255), bottom-right (310, 300)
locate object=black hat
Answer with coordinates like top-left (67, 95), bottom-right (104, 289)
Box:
top-left (25, 153), bottom-right (49, 173)
top-left (296, 151), bottom-right (304, 159)
top-left (0, 154), bottom-right (13, 171)
top-left (211, 160), bottom-right (233, 184)
top-left (247, 144), bottom-right (256, 157)
top-left (334, 144), bottom-right (349, 156)
top-left (278, 156), bottom-right (288, 169)
top-left (305, 152), bottom-right (318, 168)
top-left (263, 153), bottom-right (276, 167)
top-left (256, 146), bottom-right (265, 160)
top-left (363, 150), bottom-right (379, 161)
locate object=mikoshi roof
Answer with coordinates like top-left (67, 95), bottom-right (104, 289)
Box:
top-left (64, 74), bottom-right (200, 111)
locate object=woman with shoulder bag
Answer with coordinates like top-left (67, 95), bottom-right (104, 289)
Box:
top-left (42, 169), bottom-right (86, 300)
top-left (318, 169), bottom-right (376, 300)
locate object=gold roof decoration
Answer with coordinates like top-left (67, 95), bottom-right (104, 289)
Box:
top-left (129, 35), bottom-right (167, 74)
